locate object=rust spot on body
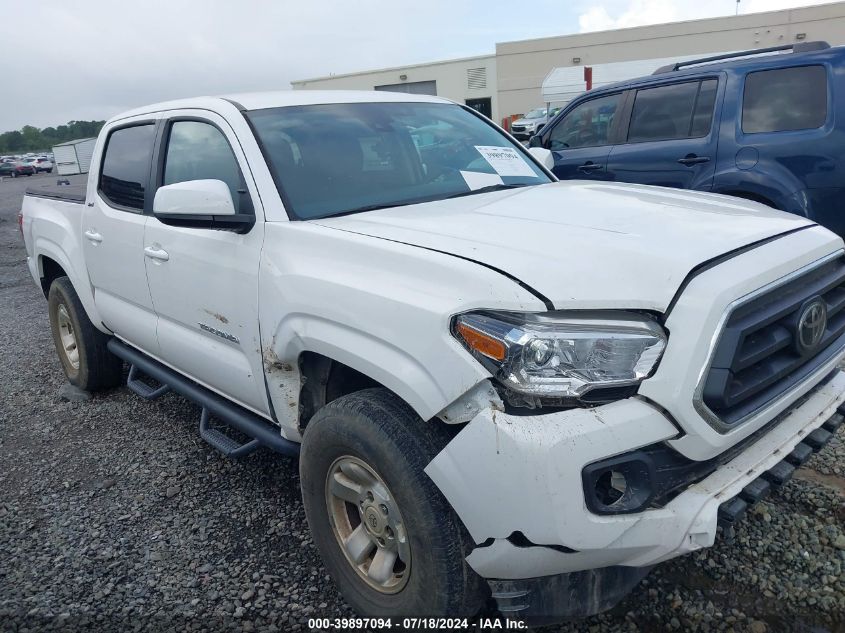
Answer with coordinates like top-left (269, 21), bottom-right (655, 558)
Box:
top-left (263, 348), bottom-right (294, 373)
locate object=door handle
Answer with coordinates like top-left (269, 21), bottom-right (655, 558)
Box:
top-left (677, 155), bottom-right (711, 166)
top-left (577, 162), bottom-right (603, 172)
top-left (84, 229), bottom-right (103, 243)
top-left (143, 246), bottom-right (169, 262)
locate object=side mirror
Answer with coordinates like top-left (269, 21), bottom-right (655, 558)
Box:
top-left (153, 179), bottom-right (254, 233)
top-left (528, 146), bottom-right (555, 171)
top-left (154, 179), bottom-right (236, 216)
top-left (528, 134), bottom-right (544, 148)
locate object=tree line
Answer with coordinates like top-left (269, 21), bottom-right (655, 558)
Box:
top-left (0, 120), bottom-right (106, 154)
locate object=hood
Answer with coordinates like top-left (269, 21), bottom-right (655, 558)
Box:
top-left (313, 181), bottom-right (814, 312)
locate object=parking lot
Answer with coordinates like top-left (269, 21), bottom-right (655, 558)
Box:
top-left (0, 173), bottom-right (843, 632)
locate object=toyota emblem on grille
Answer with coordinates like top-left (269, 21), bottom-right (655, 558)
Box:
top-left (796, 297), bottom-right (827, 355)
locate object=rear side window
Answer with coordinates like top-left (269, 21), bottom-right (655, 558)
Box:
top-left (742, 65), bottom-right (827, 133)
top-left (627, 79), bottom-right (718, 143)
top-left (162, 120), bottom-right (246, 213)
top-left (99, 124), bottom-right (156, 211)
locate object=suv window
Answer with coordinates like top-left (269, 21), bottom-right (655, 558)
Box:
top-left (163, 121), bottom-right (245, 213)
top-left (548, 94), bottom-right (621, 150)
top-left (628, 79), bottom-right (717, 143)
top-left (742, 65), bottom-right (827, 133)
top-left (99, 124), bottom-right (156, 211)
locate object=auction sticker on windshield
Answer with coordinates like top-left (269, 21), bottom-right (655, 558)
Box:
top-left (475, 146), bottom-right (536, 178)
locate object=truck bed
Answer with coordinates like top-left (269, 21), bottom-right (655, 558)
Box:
top-left (25, 182), bottom-right (87, 204)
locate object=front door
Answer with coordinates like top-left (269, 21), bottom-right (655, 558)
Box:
top-left (81, 120), bottom-right (159, 355)
top-left (544, 92), bottom-right (622, 181)
top-left (143, 113), bottom-right (269, 415)
top-left (606, 78), bottom-right (720, 190)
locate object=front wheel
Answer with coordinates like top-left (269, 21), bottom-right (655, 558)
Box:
top-left (48, 276), bottom-right (123, 391)
top-left (300, 388), bottom-right (487, 618)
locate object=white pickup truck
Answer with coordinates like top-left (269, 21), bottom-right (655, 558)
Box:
top-left (20, 90), bottom-right (845, 624)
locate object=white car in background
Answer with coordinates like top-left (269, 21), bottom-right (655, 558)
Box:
top-left (509, 106), bottom-right (560, 141)
top-left (21, 157), bottom-right (53, 173)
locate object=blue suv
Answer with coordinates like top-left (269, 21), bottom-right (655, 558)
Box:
top-left (529, 42), bottom-right (845, 235)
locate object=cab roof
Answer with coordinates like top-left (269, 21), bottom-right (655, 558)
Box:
top-left (110, 90), bottom-right (454, 124)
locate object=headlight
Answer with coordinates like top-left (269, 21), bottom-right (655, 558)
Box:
top-left (453, 311), bottom-right (667, 407)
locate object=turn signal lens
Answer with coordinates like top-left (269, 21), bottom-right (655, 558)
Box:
top-left (457, 322), bottom-right (506, 361)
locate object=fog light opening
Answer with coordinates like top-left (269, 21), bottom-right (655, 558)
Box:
top-left (596, 470), bottom-right (628, 506)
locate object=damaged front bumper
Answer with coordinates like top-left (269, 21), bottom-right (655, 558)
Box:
top-left (425, 372), bottom-right (845, 618)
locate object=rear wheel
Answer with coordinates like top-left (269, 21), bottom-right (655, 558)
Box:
top-left (300, 388), bottom-right (487, 618)
top-left (48, 276), bottom-right (123, 391)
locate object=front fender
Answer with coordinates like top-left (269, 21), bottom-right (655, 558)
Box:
top-left (258, 222), bottom-right (546, 438)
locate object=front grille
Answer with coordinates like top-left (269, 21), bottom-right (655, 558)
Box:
top-left (701, 256), bottom-right (845, 425)
top-left (511, 125), bottom-right (525, 133)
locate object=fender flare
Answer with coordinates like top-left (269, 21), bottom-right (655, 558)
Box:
top-left (263, 313), bottom-right (488, 431)
top-left (33, 237), bottom-right (107, 333)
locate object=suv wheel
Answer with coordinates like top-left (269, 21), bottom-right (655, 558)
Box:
top-left (300, 388), bottom-right (487, 618)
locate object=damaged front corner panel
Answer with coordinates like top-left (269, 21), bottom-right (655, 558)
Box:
top-left (437, 380), bottom-right (504, 424)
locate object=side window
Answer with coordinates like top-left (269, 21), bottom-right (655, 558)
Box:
top-left (548, 94), bottom-right (621, 150)
top-left (628, 80), bottom-right (717, 143)
top-left (163, 121), bottom-right (246, 213)
top-left (742, 65), bottom-right (827, 133)
top-left (99, 124), bottom-right (156, 211)
top-left (690, 79), bottom-right (718, 137)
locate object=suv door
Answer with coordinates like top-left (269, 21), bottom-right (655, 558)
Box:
top-left (82, 120), bottom-right (160, 355)
top-left (541, 92), bottom-right (623, 180)
top-left (143, 113), bottom-right (269, 415)
top-left (606, 78), bottom-right (720, 190)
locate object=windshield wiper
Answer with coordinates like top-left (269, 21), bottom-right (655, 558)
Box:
top-left (442, 183), bottom-right (535, 200)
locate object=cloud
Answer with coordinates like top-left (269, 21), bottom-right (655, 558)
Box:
top-left (578, 0), bottom-right (842, 32)
top-left (1, 0), bottom-right (839, 131)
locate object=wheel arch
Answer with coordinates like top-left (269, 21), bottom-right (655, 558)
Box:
top-left (261, 316), bottom-right (490, 440)
top-left (38, 254), bottom-right (67, 297)
top-left (33, 239), bottom-right (108, 334)
top-left (718, 189), bottom-right (779, 210)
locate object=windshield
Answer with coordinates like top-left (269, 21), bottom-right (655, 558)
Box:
top-left (523, 108), bottom-right (547, 119)
top-left (247, 102), bottom-right (551, 220)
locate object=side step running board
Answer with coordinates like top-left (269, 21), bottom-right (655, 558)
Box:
top-left (199, 408), bottom-right (260, 458)
top-left (108, 339), bottom-right (300, 458)
top-left (127, 364), bottom-right (171, 400)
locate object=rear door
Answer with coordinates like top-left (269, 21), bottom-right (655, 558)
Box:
top-left (606, 77), bottom-right (721, 190)
top-left (542, 92), bottom-right (624, 181)
top-left (143, 112), bottom-right (269, 415)
top-left (81, 120), bottom-right (160, 355)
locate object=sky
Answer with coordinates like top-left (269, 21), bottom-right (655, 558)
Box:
top-left (1, 0), bottom-right (839, 132)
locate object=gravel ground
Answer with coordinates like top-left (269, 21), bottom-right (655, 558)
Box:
top-left (0, 172), bottom-right (843, 633)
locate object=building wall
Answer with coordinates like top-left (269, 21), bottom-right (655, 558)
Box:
top-left (291, 55), bottom-right (499, 119)
top-left (496, 2), bottom-right (845, 119)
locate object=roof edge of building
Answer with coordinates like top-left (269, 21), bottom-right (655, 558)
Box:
top-left (291, 53), bottom-right (495, 85)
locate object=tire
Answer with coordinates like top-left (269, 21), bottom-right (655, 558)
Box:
top-left (300, 388), bottom-right (487, 619)
top-left (47, 276), bottom-right (123, 391)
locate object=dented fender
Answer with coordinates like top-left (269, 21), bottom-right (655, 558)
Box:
top-left (257, 221), bottom-right (546, 439)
